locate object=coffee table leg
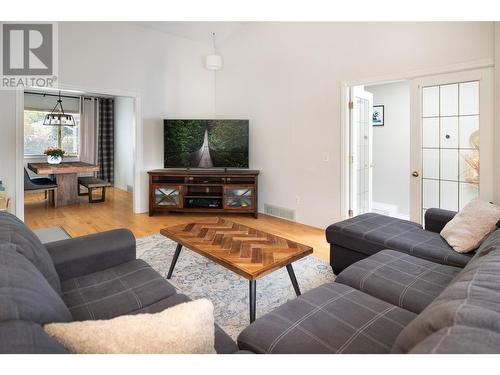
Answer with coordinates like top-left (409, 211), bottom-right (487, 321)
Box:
top-left (167, 244), bottom-right (182, 279)
top-left (249, 280), bottom-right (256, 323)
top-left (286, 264), bottom-right (301, 296)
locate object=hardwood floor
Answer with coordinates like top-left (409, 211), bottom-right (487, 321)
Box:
top-left (24, 187), bottom-right (330, 262)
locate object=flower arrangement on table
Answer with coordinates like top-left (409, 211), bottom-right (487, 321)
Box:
top-left (44, 147), bottom-right (66, 164)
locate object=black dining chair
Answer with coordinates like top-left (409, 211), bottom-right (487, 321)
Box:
top-left (24, 168), bottom-right (58, 201)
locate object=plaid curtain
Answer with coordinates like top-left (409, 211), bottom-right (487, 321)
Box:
top-left (97, 98), bottom-right (114, 184)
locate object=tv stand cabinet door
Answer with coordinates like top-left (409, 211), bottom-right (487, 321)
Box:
top-left (223, 186), bottom-right (254, 211)
top-left (152, 184), bottom-right (183, 209)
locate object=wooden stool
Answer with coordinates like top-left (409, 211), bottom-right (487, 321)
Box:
top-left (78, 177), bottom-right (111, 203)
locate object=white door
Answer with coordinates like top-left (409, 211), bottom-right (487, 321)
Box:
top-left (409, 68), bottom-right (494, 223)
top-left (349, 86), bottom-right (374, 216)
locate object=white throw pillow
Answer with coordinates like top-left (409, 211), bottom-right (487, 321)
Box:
top-left (440, 199), bottom-right (500, 253)
top-left (44, 299), bottom-right (216, 354)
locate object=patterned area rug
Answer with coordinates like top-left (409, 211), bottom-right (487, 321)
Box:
top-left (137, 233), bottom-right (336, 339)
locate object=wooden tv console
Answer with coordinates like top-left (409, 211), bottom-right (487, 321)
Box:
top-left (148, 169), bottom-right (259, 218)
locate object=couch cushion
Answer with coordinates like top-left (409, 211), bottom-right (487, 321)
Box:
top-left (440, 199), bottom-right (500, 253)
top-left (326, 213), bottom-right (473, 267)
top-left (392, 229), bottom-right (500, 353)
top-left (237, 282), bottom-right (416, 354)
top-left (128, 293), bottom-right (238, 354)
top-left (0, 211), bottom-right (61, 293)
top-left (409, 326), bottom-right (500, 354)
top-left (0, 243), bottom-right (72, 325)
top-left (44, 299), bottom-right (216, 354)
top-left (0, 321), bottom-right (68, 354)
top-left (61, 259), bottom-right (176, 321)
top-left (336, 250), bottom-right (461, 314)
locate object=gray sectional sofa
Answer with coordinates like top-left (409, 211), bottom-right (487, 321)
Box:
top-left (237, 209), bottom-right (500, 353)
top-left (0, 211), bottom-right (237, 354)
top-left (3, 208), bottom-right (500, 354)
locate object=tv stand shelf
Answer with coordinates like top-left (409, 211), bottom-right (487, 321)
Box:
top-left (148, 169), bottom-right (259, 218)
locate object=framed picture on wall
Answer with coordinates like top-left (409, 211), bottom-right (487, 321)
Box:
top-left (373, 105), bottom-right (384, 126)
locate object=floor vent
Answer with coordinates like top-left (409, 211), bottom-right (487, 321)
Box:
top-left (264, 203), bottom-right (296, 222)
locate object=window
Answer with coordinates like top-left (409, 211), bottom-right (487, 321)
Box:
top-left (24, 110), bottom-right (80, 156)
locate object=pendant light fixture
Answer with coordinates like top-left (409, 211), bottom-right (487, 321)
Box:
top-left (43, 90), bottom-right (76, 126)
top-left (206, 32), bottom-right (223, 71)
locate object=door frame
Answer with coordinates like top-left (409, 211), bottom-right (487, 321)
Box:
top-left (15, 84), bottom-right (143, 220)
top-left (340, 58), bottom-right (494, 221)
top-left (409, 68), bottom-right (494, 223)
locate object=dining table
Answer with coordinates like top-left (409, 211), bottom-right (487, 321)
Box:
top-left (27, 162), bottom-right (100, 207)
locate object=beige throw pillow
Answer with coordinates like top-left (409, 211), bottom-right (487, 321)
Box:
top-left (441, 199), bottom-right (500, 253)
top-left (44, 299), bottom-right (216, 354)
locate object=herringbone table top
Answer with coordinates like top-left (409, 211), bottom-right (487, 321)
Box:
top-left (160, 217), bottom-right (313, 280)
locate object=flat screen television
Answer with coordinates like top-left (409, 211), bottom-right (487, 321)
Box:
top-left (164, 119), bottom-right (249, 168)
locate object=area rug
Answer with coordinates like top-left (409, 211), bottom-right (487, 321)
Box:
top-left (33, 226), bottom-right (71, 244)
top-left (137, 233), bottom-right (336, 339)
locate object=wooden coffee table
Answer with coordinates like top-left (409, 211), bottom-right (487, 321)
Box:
top-left (160, 217), bottom-right (313, 323)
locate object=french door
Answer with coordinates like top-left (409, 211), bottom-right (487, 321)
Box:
top-left (349, 86), bottom-right (373, 216)
top-left (409, 68), bottom-right (494, 223)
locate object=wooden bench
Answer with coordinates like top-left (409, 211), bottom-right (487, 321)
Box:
top-left (77, 177), bottom-right (111, 203)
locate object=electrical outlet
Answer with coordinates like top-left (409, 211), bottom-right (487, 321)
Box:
top-left (296, 196), bottom-right (301, 206)
top-left (322, 152), bottom-right (330, 162)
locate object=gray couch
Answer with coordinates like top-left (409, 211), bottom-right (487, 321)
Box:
top-left (0, 211), bottom-right (237, 354)
top-left (237, 209), bottom-right (500, 353)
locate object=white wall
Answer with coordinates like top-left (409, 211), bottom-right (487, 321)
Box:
top-left (495, 22), bottom-right (500, 204)
top-left (114, 97), bottom-right (135, 192)
top-left (0, 91), bottom-right (17, 208)
top-left (216, 22), bottom-right (494, 228)
top-left (366, 81), bottom-right (410, 216)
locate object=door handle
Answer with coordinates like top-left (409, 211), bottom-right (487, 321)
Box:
top-left (412, 171), bottom-right (419, 177)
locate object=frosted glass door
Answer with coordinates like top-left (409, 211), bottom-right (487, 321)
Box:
top-left (350, 86), bottom-right (373, 216)
top-left (421, 81), bottom-right (479, 220)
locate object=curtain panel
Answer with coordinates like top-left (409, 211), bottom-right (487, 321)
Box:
top-left (79, 97), bottom-right (98, 166)
top-left (97, 98), bottom-right (115, 184)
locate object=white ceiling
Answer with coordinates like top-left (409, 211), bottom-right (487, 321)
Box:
top-left (136, 22), bottom-right (245, 45)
